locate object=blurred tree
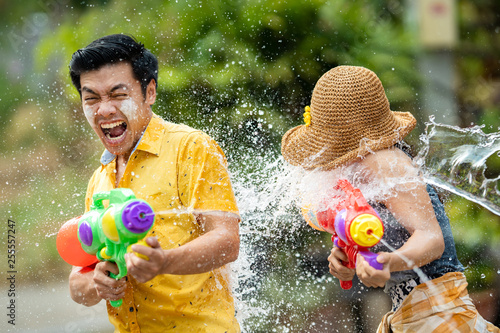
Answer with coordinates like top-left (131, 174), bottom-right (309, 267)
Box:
top-left (456, 0), bottom-right (500, 131)
top-left (32, 0), bottom-right (419, 158)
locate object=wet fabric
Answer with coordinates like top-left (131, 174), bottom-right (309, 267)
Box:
top-left (85, 114), bottom-right (240, 332)
top-left (376, 272), bottom-right (500, 333)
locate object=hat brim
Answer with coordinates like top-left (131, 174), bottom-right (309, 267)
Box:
top-left (281, 111), bottom-right (416, 170)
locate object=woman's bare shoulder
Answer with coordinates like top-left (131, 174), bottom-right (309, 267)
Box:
top-left (360, 148), bottom-right (418, 177)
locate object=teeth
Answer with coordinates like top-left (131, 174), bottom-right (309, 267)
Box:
top-left (101, 121), bottom-right (125, 129)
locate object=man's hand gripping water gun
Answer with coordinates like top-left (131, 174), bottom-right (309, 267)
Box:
top-left (57, 188), bottom-right (155, 307)
top-left (302, 179), bottom-right (384, 289)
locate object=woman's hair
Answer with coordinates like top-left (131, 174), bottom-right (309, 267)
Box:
top-left (395, 141), bottom-right (416, 158)
top-left (69, 34), bottom-right (158, 98)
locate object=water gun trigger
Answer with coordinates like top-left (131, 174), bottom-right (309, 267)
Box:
top-left (99, 247), bottom-right (113, 260)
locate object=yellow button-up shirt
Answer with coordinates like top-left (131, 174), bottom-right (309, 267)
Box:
top-left (85, 114), bottom-right (240, 332)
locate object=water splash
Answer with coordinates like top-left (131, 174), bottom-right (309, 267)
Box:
top-left (229, 153), bottom-right (415, 331)
top-left (230, 155), bottom-right (306, 329)
top-left (230, 119), bottom-right (500, 330)
top-left (415, 116), bottom-right (500, 216)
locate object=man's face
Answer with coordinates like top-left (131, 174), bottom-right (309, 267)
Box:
top-left (80, 62), bottom-right (156, 156)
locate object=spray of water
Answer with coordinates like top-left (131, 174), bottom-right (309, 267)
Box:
top-left (225, 118), bottom-right (500, 330)
top-left (230, 155), bottom-right (305, 329)
top-left (415, 116), bottom-right (500, 216)
top-left (226, 152), bottom-right (429, 331)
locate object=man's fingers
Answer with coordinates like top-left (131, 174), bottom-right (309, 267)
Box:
top-left (126, 253), bottom-right (156, 283)
top-left (129, 237), bottom-right (161, 261)
top-left (95, 285), bottom-right (126, 301)
top-left (94, 263), bottom-right (125, 284)
top-left (144, 236), bottom-right (160, 248)
top-left (96, 261), bottom-right (120, 276)
top-left (94, 272), bottom-right (127, 300)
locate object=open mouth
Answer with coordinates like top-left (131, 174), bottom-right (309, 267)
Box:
top-left (101, 121), bottom-right (127, 141)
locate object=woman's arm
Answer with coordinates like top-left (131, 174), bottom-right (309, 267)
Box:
top-left (355, 149), bottom-right (445, 287)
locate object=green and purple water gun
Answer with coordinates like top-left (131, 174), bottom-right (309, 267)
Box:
top-left (75, 188), bottom-right (155, 307)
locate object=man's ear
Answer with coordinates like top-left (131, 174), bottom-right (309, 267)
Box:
top-left (145, 79), bottom-right (157, 105)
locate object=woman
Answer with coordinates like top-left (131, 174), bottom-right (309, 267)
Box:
top-left (281, 66), bottom-right (499, 332)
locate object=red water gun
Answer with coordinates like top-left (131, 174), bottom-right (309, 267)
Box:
top-left (302, 179), bottom-right (384, 289)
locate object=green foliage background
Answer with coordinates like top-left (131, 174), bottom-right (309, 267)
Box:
top-left (1, 0), bottom-right (499, 331)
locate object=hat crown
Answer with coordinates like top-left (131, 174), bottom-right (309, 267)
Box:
top-left (310, 66), bottom-right (391, 129)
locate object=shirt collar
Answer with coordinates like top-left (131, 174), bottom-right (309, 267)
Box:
top-left (100, 113), bottom-right (164, 165)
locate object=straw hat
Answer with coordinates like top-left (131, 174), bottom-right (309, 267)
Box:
top-left (281, 66), bottom-right (416, 170)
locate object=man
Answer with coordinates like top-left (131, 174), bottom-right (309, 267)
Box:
top-left (68, 34), bottom-right (241, 332)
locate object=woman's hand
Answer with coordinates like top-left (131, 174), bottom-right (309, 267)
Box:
top-left (327, 246), bottom-right (355, 282)
top-left (355, 252), bottom-right (391, 288)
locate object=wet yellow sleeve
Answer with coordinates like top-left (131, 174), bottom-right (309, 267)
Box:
top-left (177, 131), bottom-right (239, 214)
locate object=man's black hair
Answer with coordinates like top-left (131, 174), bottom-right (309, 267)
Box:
top-left (69, 34), bottom-right (158, 98)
